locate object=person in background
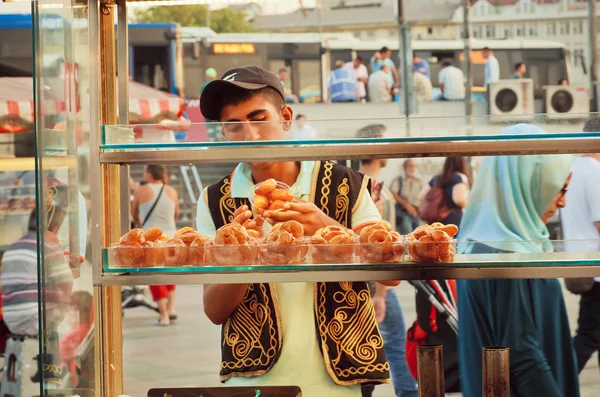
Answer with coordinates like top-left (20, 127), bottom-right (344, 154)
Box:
top-left (559, 78), bottom-right (569, 86)
top-left (328, 60), bottom-right (359, 103)
top-left (292, 114), bottom-right (317, 141)
top-left (458, 124), bottom-right (578, 397)
top-left (345, 56), bottom-right (369, 102)
top-left (562, 117), bottom-right (600, 374)
top-left (200, 68), bottom-right (217, 95)
top-left (368, 64), bottom-right (392, 103)
top-left (370, 46), bottom-right (400, 89)
top-left (413, 71), bottom-right (432, 104)
top-left (278, 68), bottom-right (299, 103)
top-left (512, 62), bottom-right (527, 79)
top-left (482, 47), bottom-right (500, 88)
top-left (357, 124), bottom-right (418, 397)
top-left (412, 53), bottom-right (431, 79)
top-left (422, 157), bottom-right (470, 226)
top-left (390, 159), bottom-right (425, 235)
top-left (132, 165), bottom-right (180, 326)
top-left (60, 290), bottom-right (93, 387)
top-left (438, 61), bottom-right (465, 101)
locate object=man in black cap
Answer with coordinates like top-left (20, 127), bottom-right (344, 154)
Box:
top-left (196, 65), bottom-right (394, 397)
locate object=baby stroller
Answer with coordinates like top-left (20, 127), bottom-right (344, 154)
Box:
top-left (121, 286), bottom-right (159, 314)
top-left (406, 280), bottom-right (460, 393)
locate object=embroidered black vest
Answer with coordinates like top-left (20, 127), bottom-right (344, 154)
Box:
top-left (204, 161), bottom-right (390, 386)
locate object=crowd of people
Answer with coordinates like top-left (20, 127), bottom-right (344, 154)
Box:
top-left (190, 65), bottom-right (600, 397)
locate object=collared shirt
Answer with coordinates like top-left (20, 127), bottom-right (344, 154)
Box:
top-left (390, 174), bottom-right (425, 208)
top-left (196, 161), bottom-right (381, 238)
top-left (292, 124), bottom-right (317, 141)
top-left (413, 72), bottom-right (432, 104)
top-left (484, 54), bottom-right (500, 87)
top-left (328, 68), bottom-right (357, 102)
top-left (368, 71), bottom-right (392, 103)
top-left (196, 161), bottom-right (379, 396)
top-left (413, 59), bottom-right (431, 79)
top-left (344, 62), bottom-right (368, 98)
top-left (370, 57), bottom-right (396, 86)
top-left (438, 66), bottom-right (465, 101)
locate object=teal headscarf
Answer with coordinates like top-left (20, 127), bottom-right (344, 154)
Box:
top-left (458, 124), bottom-right (573, 253)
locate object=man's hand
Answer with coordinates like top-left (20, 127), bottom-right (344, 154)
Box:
top-left (405, 203), bottom-right (418, 218)
top-left (372, 296), bottom-right (386, 324)
top-left (263, 200), bottom-right (340, 236)
top-left (233, 205), bottom-right (265, 237)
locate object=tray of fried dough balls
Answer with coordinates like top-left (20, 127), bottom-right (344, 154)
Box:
top-left (107, 221), bottom-right (458, 269)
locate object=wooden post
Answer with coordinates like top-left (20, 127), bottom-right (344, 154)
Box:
top-left (482, 347), bottom-right (510, 397)
top-left (417, 345), bottom-right (445, 397)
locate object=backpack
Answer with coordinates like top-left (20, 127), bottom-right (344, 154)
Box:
top-left (419, 186), bottom-right (451, 224)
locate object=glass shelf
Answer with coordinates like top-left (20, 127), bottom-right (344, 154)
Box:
top-left (101, 241), bottom-right (600, 285)
top-left (100, 117), bottom-right (600, 163)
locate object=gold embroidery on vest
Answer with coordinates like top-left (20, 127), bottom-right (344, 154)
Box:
top-left (320, 162), bottom-right (333, 215)
top-left (221, 284), bottom-right (279, 371)
top-left (352, 175), bottom-right (371, 215)
top-left (316, 282), bottom-right (389, 382)
top-left (219, 178), bottom-right (237, 225)
top-left (335, 177), bottom-right (350, 227)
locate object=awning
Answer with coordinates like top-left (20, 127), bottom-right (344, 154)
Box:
top-left (128, 80), bottom-right (184, 123)
top-left (0, 77), bottom-right (185, 133)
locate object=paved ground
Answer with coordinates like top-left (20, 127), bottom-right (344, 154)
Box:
top-left (122, 282), bottom-right (599, 397)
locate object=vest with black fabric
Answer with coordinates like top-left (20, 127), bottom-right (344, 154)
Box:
top-left (204, 161), bottom-right (390, 386)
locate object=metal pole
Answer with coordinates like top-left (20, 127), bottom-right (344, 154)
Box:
top-left (589, 0), bottom-right (598, 112)
top-left (417, 345), bottom-right (445, 397)
top-left (397, 0), bottom-right (414, 117)
top-left (117, 0), bottom-right (130, 237)
top-left (482, 347), bottom-right (510, 397)
top-left (463, 0), bottom-right (473, 118)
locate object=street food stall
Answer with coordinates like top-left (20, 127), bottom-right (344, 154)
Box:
top-left (18, 0), bottom-right (600, 396)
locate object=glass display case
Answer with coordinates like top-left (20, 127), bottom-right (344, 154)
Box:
top-left (23, 0), bottom-right (600, 396)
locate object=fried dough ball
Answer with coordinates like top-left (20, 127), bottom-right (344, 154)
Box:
top-left (267, 200), bottom-right (287, 211)
top-left (163, 238), bottom-right (188, 267)
top-left (213, 223), bottom-right (256, 266)
top-left (116, 241), bottom-right (145, 267)
top-left (406, 223), bottom-right (458, 263)
top-left (142, 241), bottom-right (164, 267)
top-left (255, 178), bottom-right (277, 196)
top-left (269, 188), bottom-right (294, 202)
top-left (174, 227), bottom-right (197, 239)
top-left (142, 227), bottom-right (163, 242)
top-left (261, 221), bottom-right (308, 265)
top-left (253, 195), bottom-right (270, 210)
top-left (120, 228), bottom-right (145, 244)
top-left (359, 221), bottom-right (405, 263)
top-left (188, 236), bottom-right (213, 265)
top-left (310, 225), bottom-right (356, 263)
top-left (159, 234), bottom-right (170, 242)
top-left (179, 232), bottom-right (201, 246)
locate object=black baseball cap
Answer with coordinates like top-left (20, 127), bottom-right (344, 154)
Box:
top-left (200, 65), bottom-right (286, 121)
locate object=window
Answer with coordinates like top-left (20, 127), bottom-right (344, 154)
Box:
top-left (517, 25), bottom-right (524, 37)
top-left (367, 30), bottom-right (376, 39)
top-left (529, 24), bottom-right (538, 37)
top-left (427, 27), bottom-right (433, 35)
top-left (388, 29), bottom-right (397, 39)
top-left (353, 31), bottom-right (361, 39)
top-left (560, 22), bottom-right (569, 35)
top-left (486, 25), bottom-right (495, 38)
top-left (574, 21), bottom-right (583, 35)
top-left (547, 22), bottom-right (556, 36)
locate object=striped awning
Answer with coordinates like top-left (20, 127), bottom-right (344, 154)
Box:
top-left (0, 78), bottom-right (185, 132)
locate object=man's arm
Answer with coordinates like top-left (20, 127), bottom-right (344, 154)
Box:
top-left (391, 66), bottom-right (400, 88)
top-left (595, 221), bottom-right (600, 236)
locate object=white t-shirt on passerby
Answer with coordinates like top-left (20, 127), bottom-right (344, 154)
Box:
top-left (345, 62), bottom-right (368, 99)
top-left (561, 156), bottom-right (600, 282)
top-left (368, 70), bottom-right (392, 103)
top-left (438, 66), bottom-right (465, 100)
top-left (293, 124), bottom-right (317, 141)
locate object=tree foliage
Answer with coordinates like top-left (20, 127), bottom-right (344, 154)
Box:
top-left (134, 5), bottom-right (256, 33)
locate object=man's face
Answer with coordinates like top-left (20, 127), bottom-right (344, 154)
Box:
top-left (382, 50), bottom-right (391, 59)
top-left (380, 159), bottom-right (388, 168)
top-left (220, 93), bottom-right (293, 169)
top-left (404, 160), bottom-right (416, 176)
top-left (413, 56), bottom-right (419, 65)
top-left (354, 59), bottom-right (361, 68)
top-left (279, 70), bottom-right (288, 81)
top-left (519, 64), bottom-right (527, 75)
top-left (482, 50), bottom-right (491, 59)
top-left (296, 116), bottom-right (306, 128)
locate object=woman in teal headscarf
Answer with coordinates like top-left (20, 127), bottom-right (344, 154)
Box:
top-left (457, 124), bottom-right (579, 397)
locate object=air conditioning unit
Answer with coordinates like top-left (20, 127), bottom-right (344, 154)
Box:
top-left (489, 79), bottom-right (535, 123)
top-left (544, 85), bottom-right (589, 120)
